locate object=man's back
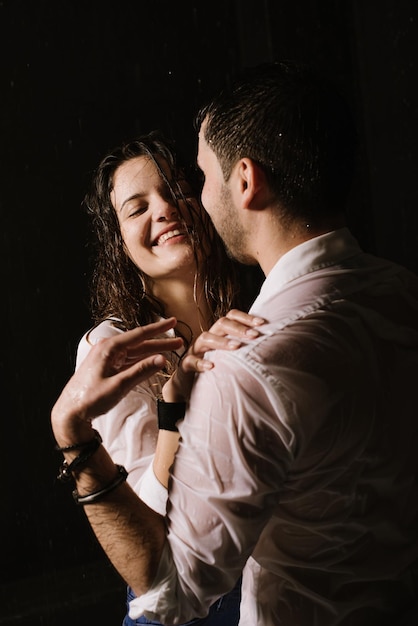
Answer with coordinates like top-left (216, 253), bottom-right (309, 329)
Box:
top-left (166, 229), bottom-right (418, 625)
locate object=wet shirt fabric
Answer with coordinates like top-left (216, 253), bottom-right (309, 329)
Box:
top-left (130, 228), bottom-right (418, 626)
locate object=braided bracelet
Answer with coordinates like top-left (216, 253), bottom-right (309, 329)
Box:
top-left (72, 465), bottom-right (128, 505)
top-left (55, 429), bottom-right (102, 452)
top-left (157, 399), bottom-right (186, 432)
top-left (57, 431), bottom-right (103, 483)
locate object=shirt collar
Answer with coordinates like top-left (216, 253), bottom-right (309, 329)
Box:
top-left (254, 228), bottom-right (362, 308)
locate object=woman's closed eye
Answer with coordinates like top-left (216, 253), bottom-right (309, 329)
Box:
top-left (128, 204), bottom-right (148, 218)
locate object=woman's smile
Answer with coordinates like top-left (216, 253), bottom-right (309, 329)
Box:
top-left (112, 155), bottom-right (196, 281)
top-left (152, 225), bottom-right (189, 247)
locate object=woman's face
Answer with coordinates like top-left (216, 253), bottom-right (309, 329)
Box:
top-left (111, 155), bottom-right (197, 283)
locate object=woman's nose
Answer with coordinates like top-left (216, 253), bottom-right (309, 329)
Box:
top-left (153, 200), bottom-right (179, 222)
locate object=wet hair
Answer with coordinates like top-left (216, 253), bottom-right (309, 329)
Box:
top-left (83, 130), bottom-right (239, 344)
top-left (196, 61), bottom-right (357, 226)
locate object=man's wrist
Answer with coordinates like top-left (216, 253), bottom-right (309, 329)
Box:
top-left (56, 430), bottom-right (103, 482)
top-left (51, 406), bottom-right (95, 451)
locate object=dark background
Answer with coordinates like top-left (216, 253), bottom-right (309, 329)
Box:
top-left (1, 1), bottom-right (417, 624)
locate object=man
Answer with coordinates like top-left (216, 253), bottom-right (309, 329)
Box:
top-left (52, 62), bottom-right (418, 625)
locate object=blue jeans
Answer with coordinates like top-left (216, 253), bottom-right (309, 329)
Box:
top-left (122, 577), bottom-right (241, 626)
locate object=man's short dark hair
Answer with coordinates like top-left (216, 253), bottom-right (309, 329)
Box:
top-left (196, 61), bottom-right (357, 224)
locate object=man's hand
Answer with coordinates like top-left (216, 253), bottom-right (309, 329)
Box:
top-left (52, 318), bottom-right (183, 446)
top-left (162, 309), bottom-right (265, 402)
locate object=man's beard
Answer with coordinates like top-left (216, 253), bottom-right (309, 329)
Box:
top-left (215, 185), bottom-right (255, 265)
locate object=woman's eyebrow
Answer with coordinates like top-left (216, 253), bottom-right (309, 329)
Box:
top-left (119, 192), bottom-right (145, 212)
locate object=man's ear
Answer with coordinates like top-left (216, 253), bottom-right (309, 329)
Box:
top-left (233, 158), bottom-right (268, 210)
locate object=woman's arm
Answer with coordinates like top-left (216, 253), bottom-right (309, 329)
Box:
top-left (153, 310), bottom-right (265, 487)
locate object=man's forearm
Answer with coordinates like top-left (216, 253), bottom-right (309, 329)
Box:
top-left (50, 322), bottom-right (182, 595)
top-left (56, 439), bottom-right (166, 595)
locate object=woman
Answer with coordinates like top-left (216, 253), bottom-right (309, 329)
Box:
top-left (76, 132), bottom-right (263, 625)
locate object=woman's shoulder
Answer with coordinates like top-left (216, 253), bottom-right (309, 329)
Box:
top-left (76, 318), bottom-right (125, 369)
top-left (87, 317), bottom-right (125, 341)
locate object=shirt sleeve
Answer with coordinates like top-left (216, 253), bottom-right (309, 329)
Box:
top-left (130, 346), bottom-right (293, 623)
top-left (137, 462), bottom-right (168, 516)
top-left (128, 543), bottom-right (178, 621)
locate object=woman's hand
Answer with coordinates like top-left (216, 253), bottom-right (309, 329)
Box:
top-left (51, 318), bottom-right (183, 447)
top-left (162, 309), bottom-right (265, 402)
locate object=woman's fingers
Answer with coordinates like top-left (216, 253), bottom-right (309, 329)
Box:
top-left (163, 312), bottom-right (266, 401)
top-left (225, 309), bottom-right (265, 325)
top-left (205, 310), bottom-right (265, 340)
top-left (182, 310), bottom-right (266, 365)
top-left (192, 331), bottom-right (241, 357)
top-left (179, 354), bottom-right (214, 373)
top-left (191, 322), bottom-right (262, 357)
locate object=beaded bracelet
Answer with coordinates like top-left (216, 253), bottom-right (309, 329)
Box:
top-left (157, 399), bottom-right (186, 432)
top-left (72, 465), bottom-right (128, 505)
top-left (57, 431), bottom-right (103, 483)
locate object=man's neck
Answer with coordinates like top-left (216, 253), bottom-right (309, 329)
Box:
top-left (255, 214), bottom-right (347, 276)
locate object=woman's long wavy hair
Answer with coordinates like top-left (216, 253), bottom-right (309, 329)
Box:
top-left (83, 131), bottom-right (240, 347)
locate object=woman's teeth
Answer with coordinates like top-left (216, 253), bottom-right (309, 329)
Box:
top-left (157, 229), bottom-right (183, 245)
